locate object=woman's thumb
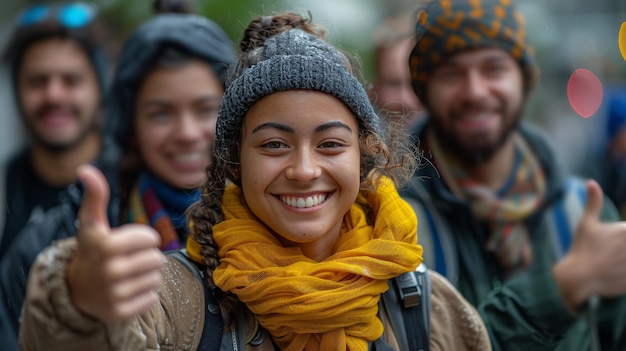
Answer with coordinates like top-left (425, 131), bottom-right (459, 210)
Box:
top-left (77, 164), bottom-right (110, 231)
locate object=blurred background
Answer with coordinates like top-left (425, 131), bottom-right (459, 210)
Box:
top-left (0, 0), bottom-right (625, 177)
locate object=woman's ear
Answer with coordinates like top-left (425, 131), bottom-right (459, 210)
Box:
top-left (229, 165), bottom-right (241, 186)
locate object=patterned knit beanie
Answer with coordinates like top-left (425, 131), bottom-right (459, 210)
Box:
top-left (409, 0), bottom-right (539, 103)
top-left (215, 29), bottom-right (380, 167)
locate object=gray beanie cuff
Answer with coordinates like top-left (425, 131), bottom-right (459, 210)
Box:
top-left (217, 54), bottom-right (379, 144)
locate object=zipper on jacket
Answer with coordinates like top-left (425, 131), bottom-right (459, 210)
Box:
top-left (231, 327), bottom-right (237, 351)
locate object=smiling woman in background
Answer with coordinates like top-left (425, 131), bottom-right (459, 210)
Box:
top-left (0, 1), bottom-right (236, 348)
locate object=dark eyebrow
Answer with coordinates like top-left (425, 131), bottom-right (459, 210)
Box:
top-left (251, 121), bottom-right (353, 134)
top-left (482, 54), bottom-right (510, 63)
top-left (314, 121), bottom-right (353, 133)
top-left (444, 51), bottom-right (510, 67)
top-left (195, 96), bottom-right (222, 104)
top-left (142, 95), bottom-right (221, 108)
top-left (252, 122), bottom-right (293, 133)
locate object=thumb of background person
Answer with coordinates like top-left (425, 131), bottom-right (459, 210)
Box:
top-left (555, 179), bottom-right (626, 310)
top-left (67, 164), bottom-right (164, 323)
top-left (580, 178), bottom-right (604, 228)
top-left (76, 163), bottom-right (111, 243)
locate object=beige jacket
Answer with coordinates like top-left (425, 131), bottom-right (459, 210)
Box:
top-left (19, 238), bottom-right (491, 351)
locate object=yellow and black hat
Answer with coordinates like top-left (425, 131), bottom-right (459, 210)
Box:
top-left (409, 0), bottom-right (540, 103)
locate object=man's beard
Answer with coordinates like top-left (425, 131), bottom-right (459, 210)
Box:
top-left (429, 106), bottom-right (523, 166)
top-left (23, 104), bottom-right (101, 153)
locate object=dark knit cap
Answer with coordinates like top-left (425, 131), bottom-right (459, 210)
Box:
top-left (105, 13), bottom-right (236, 148)
top-left (409, 0), bottom-right (539, 103)
top-left (215, 29), bottom-right (380, 162)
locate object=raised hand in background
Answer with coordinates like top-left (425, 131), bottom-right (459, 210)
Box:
top-left (554, 179), bottom-right (626, 311)
top-left (67, 164), bottom-right (164, 323)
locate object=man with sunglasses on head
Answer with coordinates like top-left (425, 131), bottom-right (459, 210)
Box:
top-left (0, 5), bottom-right (110, 348)
top-left (0, 2), bottom-right (110, 258)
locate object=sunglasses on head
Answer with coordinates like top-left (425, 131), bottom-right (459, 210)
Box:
top-left (17, 2), bottom-right (97, 29)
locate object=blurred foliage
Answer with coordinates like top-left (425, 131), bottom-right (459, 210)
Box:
top-left (199, 0), bottom-right (289, 44)
top-left (97, 0), bottom-right (291, 45)
top-left (98, 0), bottom-right (376, 79)
top-left (1, 0), bottom-right (418, 81)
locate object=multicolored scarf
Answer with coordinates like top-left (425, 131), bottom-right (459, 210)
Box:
top-left (187, 177), bottom-right (423, 351)
top-left (428, 129), bottom-right (546, 276)
top-left (127, 172), bottom-right (200, 251)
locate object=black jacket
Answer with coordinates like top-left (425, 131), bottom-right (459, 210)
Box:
top-left (0, 143), bottom-right (120, 346)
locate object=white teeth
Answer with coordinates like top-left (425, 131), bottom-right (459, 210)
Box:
top-left (174, 153), bottom-right (202, 162)
top-left (280, 194), bottom-right (327, 208)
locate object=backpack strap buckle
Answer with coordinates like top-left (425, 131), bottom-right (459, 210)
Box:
top-left (395, 270), bottom-right (422, 308)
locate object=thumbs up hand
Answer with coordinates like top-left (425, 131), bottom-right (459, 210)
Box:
top-left (67, 164), bottom-right (164, 323)
top-left (553, 179), bottom-right (626, 311)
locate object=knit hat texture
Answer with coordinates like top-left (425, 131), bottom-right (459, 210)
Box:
top-left (409, 0), bottom-right (539, 102)
top-left (215, 29), bottom-right (380, 162)
top-left (105, 13), bottom-right (236, 148)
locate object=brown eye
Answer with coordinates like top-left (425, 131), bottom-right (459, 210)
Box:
top-left (25, 75), bottom-right (48, 88)
top-left (148, 110), bottom-right (171, 121)
top-left (197, 105), bottom-right (218, 119)
top-left (263, 141), bottom-right (287, 149)
top-left (64, 73), bottom-right (83, 87)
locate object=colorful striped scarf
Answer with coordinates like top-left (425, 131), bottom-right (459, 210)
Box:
top-left (127, 172), bottom-right (200, 251)
top-left (429, 129), bottom-right (546, 276)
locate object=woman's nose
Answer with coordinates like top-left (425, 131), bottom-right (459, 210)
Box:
top-left (285, 149), bottom-right (322, 182)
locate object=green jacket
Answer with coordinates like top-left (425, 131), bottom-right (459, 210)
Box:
top-left (400, 120), bottom-right (626, 350)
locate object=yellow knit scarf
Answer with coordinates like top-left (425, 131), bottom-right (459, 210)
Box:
top-left (187, 177), bottom-right (422, 350)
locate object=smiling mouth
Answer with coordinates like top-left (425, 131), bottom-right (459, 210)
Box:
top-left (38, 111), bottom-right (75, 125)
top-left (279, 193), bottom-right (328, 208)
top-left (456, 111), bottom-right (498, 127)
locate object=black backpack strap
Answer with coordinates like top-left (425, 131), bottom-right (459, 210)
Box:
top-left (166, 249), bottom-right (224, 349)
top-left (383, 263), bottom-right (431, 351)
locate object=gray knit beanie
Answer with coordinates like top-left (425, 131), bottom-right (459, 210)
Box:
top-left (215, 29), bottom-right (380, 163)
